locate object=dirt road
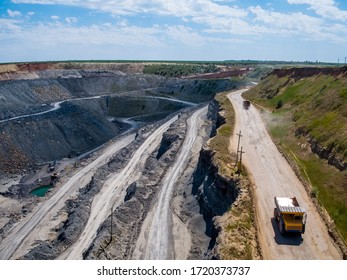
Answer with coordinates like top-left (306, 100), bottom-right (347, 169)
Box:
top-left (133, 106), bottom-right (208, 260)
top-left (228, 89), bottom-right (341, 259)
top-left (0, 88), bottom-right (192, 125)
top-left (0, 133), bottom-right (136, 260)
top-left (60, 115), bottom-right (179, 259)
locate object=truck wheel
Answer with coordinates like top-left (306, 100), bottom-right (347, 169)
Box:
top-left (279, 220), bottom-right (285, 234)
top-left (274, 208), bottom-right (278, 220)
top-left (302, 224), bottom-right (306, 234)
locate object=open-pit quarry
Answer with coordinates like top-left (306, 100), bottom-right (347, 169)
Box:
top-left (0, 63), bottom-right (344, 260)
top-left (0, 63), bottom-right (245, 260)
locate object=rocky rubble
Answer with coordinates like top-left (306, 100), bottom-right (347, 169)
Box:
top-left (21, 123), bottom-right (161, 260)
top-left (83, 113), bottom-right (188, 259)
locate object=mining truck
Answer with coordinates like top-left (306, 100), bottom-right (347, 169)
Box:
top-left (274, 196), bottom-right (307, 234)
top-left (243, 100), bottom-right (250, 109)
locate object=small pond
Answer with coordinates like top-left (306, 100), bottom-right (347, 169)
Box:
top-left (30, 184), bottom-right (53, 197)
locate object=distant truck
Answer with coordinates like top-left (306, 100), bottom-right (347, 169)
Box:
top-left (274, 196), bottom-right (307, 234)
top-left (243, 100), bottom-right (250, 109)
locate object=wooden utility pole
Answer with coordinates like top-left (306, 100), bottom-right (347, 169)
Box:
top-left (235, 130), bottom-right (243, 167)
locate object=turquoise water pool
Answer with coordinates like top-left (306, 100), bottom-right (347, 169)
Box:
top-left (30, 184), bottom-right (53, 197)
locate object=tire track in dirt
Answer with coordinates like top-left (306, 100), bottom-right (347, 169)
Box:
top-left (133, 106), bottom-right (208, 260)
top-left (60, 115), bottom-right (179, 259)
top-left (228, 89), bottom-right (341, 259)
top-left (0, 133), bottom-right (135, 260)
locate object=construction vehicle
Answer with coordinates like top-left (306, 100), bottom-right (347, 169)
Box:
top-left (274, 196), bottom-right (307, 234)
top-left (243, 100), bottom-right (250, 109)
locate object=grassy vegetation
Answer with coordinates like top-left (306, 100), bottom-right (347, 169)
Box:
top-left (244, 70), bottom-right (347, 243)
top-left (219, 184), bottom-right (258, 260)
top-left (208, 93), bottom-right (237, 177)
top-left (143, 63), bottom-right (219, 78)
top-left (209, 92), bottom-right (260, 259)
top-left (1, 59), bottom-right (339, 66)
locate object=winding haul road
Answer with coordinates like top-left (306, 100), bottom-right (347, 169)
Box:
top-left (0, 133), bottom-right (136, 260)
top-left (60, 115), bottom-right (179, 260)
top-left (228, 89), bottom-right (341, 259)
top-left (0, 89), bottom-right (195, 125)
top-left (0, 103), bottom-right (203, 260)
top-left (133, 106), bottom-right (208, 259)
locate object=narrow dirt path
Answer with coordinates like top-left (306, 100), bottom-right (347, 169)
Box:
top-left (0, 133), bottom-right (135, 260)
top-left (0, 88), bottom-right (194, 124)
top-left (60, 115), bottom-right (179, 260)
top-left (133, 106), bottom-right (208, 260)
top-left (228, 89), bottom-right (341, 259)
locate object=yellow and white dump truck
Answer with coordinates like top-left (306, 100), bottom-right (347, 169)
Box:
top-left (274, 196), bottom-right (307, 234)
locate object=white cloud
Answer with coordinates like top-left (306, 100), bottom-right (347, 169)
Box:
top-left (288, 0), bottom-right (347, 21)
top-left (4, 0), bottom-right (347, 62)
top-left (65, 17), bottom-right (78, 23)
top-left (248, 5), bottom-right (346, 41)
top-left (165, 25), bottom-right (205, 46)
top-left (0, 20), bottom-right (164, 48)
top-left (7, 9), bottom-right (22, 17)
top-left (117, 19), bottom-right (128, 27)
top-left (0, 18), bottom-right (21, 32)
top-left (10, 0), bottom-right (247, 18)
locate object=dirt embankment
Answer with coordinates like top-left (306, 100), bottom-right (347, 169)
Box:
top-left (247, 66), bottom-right (347, 171)
top-left (0, 62), bottom-right (145, 80)
top-left (20, 123), bottom-right (158, 260)
top-left (0, 69), bottom-right (240, 175)
top-left (83, 113), bottom-right (189, 260)
top-left (270, 66), bottom-right (347, 79)
top-left (183, 68), bottom-right (251, 80)
top-left (201, 97), bottom-right (261, 260)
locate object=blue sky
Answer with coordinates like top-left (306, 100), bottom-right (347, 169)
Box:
top-left (1, 0), bottom-right (347, 63)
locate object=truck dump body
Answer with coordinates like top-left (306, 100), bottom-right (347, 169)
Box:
top-left (275, 197), bottom-right (306, 214)
top-left (274, 196), bottom-right (307, 234)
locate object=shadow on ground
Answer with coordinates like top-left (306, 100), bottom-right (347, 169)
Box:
top-left (271, 218), bottom-right (303, 246)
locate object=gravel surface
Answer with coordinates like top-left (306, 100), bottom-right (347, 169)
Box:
top-left (228, 89), bottom-right (342, 259)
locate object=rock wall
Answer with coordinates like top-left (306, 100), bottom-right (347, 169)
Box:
top-left (271, 66), bottom-right (347, 79)
top-left (191, 148), bottom-right (239, 257)
top-left (295, 128), bottom-right (346, 171)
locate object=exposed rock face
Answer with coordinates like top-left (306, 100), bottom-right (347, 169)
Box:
top-left (124, 182), bottom-right (138, 202)
top-left (295, 128), bottom-right (346, 171)
top-left (156, 131), bottom-right (179, 159)
top-left (0, 65), bottom-right (247, 260)
top-left (190, 148), bottom-right (239, 258)
top-left (83, 113), bottom-right (188, 260)
top-left (0, 62), bottom-right (146, 81)
top-left (0, 69), bottom-right (239, 174)
top-left (271, 66), bottom-right (347, 79)
top-left (0, 71), bottom-right (166, 119)
top-left (309, 138), bottom-right (346, 171)
top-left (21, 124), bottom-right (158, 260)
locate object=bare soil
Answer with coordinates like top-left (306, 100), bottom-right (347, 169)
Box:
top-left (228, 89), bottom-right (342, 259)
